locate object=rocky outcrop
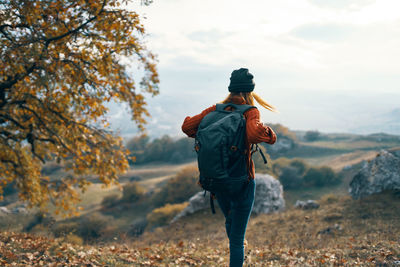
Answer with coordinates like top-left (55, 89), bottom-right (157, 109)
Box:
top-left (349, 149), bottom-right (400, 199)
top-left (252, 173), bottom-right (285, 214)
top-left (0, 207), bottom-right (11, 214)
top-left (170, 191), bottom-right (210, 223)
top-left (171, 173), bottom-right (285, 223)
top-left (294, 200), bottom-right (319, 210)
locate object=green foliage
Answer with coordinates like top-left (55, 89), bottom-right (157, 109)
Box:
top-left (121, 182), bottom-right (146, 203)
top-left (151, 165), bottom-right (201, 207)
top-left (130, 219), bottom-right (148, 237)
top-left (304, 130), bottom-right (321, 141)
top-left (146, 202), bottom-right (188, 230)
top-left (77, 213), bottom-right (110, 242)
top-left (272, 158), bottom-right (307, 177)
top-left (279, 166), bottom-right (303, 189)
top-left (53, 213), bottom-right (114, 242)
top-left (271, 157), bottom-right (340, 189)
top-left (127, 135), bottom-right (196, 164)
top-left (126, 135), bottom-right (150, 153)
top-left (303, 167), bottom-right (342, 187)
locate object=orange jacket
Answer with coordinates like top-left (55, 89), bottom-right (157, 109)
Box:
top-left (181, 95), bottom-right (276, 179)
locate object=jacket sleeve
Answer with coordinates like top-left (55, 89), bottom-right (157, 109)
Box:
top-left (245, 108), bottom-right (277, 144)
top-left (181, 105), bottom-right (216, 138)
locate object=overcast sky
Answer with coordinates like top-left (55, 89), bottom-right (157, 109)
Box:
top-left (107, 0), bottom-right (400, 138)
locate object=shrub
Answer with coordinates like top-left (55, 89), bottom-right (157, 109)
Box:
top-left (271, 157), bottom-right (293, 177)
top-left (53, 221), bottom-right (80, 237)
top-left (121, 182), bottom-right (146, 203)
top-left (77, 213), bottom-right (110, 242)
top-left (101, 193), bottom-right (121, 208)
top-left (271, 158), bottom-right (340, 189)
top-left (126, 135), bottom-right (196, 164)
top-left (303, 167), bottom-right (341, 187)
top-left (278, 166), bottom-right (303, 189)
top-left (151, 165), bottom-right (201, 207)
top-left (146, 202), bottom-right (188, 230)
top-left (64, 233), bottom-right (84, 245)
top-left (304, 130), bottom-right (321, 141)
top-left (272, 158), bottom-right (307, 178)
top-left (129, 219), bottom-right (148, 237)
top-left (289, 159), bottom-right (308, 176)
top-left (24, 211), bottom-right (55, 232)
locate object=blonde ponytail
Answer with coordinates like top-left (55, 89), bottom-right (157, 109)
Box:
top-left (221, 92), bottom-right (278, 113)
top-left (251, 92), bottom-right (277, 112)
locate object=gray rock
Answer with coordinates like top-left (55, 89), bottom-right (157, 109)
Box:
top-left (12, 205), bottom-right (29, 214)
top-left (294, 200), bottom-right (320, 210)
top-left (171, 191), bottom-right (210, 223)
top-left (252, 173), bottom-right (285, 214)
top-left (0, 206), bottom-right (11, 214)
top-left (349, 150), bottom-right (400, 199)
top-left (171, 173), bottom-right (285, 223)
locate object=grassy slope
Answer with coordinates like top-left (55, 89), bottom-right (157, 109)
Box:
top-left (1, 192), bottom-right (399, 266)
top-left (1, 132), bottom-right (400, 265)
top-left (278, 132), bottom-right (400, 169)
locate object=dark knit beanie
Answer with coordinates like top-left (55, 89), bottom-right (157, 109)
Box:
top-left (228, 68), bottom-right (255, 92)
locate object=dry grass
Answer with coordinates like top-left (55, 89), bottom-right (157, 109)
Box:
top-left (120, 162), bottom-right (196, 181)
top-left (130, 191), bottom-right (400, 266)
top-left (305, 150), bottom-right (378, 171)
top-left (1, 191), bottom-right (399, 266)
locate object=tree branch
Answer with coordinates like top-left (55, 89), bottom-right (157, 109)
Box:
top-left (44, 0), bottom-right (107, 46)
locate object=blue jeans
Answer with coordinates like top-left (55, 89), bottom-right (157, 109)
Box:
top-left (215, 179), bottom-right (256, 267)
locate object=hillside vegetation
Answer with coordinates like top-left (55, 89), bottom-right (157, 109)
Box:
top-left (1, 129), bottom-right (400, 265)
top-left (1, 191), bottom-right (399, 266)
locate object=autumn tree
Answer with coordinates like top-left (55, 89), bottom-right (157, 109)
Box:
top-left (0, 0), bottom-right (159, 215)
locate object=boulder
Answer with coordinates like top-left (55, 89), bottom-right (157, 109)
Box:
top-left (252, 173), bottom-right (285, 214)
top-left (170, 191), bottom-right (210, 223)
top-left (0, 206), bottom-right (11, 214)
top-left (171, 173), bottom-right (285, 222)
top-left (349, 150), bottom-right (400, 199)
top-left (12, 206), bottom-right (29, 214)
top-left (294, 200), bottom-right (320, 210)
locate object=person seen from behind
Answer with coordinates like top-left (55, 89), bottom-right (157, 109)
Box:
top-left (181, 68), bottom-right (277, 267)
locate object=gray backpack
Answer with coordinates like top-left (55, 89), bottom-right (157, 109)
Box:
top-left (195, 103), bottom-right (267, 212)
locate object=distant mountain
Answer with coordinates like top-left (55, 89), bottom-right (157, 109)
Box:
top-left (349, 108), bottom-right (400, 136)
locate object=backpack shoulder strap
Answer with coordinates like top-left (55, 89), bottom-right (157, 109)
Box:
top-left (235, 104), bottom-right (256, 114)
top-left (216, 103), bottom-right (256, 114)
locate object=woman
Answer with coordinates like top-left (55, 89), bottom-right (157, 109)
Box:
top-left (181, 68), bottom-right (277, 267)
